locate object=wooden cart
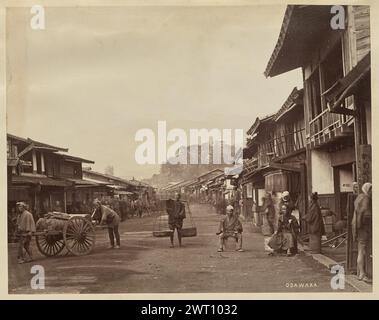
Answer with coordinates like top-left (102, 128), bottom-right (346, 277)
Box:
top-left (35, 214), bottom-right (96, 257)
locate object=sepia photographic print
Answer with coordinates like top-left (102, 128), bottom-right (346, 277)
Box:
top-left (2, 0), bottom-right (377, 298)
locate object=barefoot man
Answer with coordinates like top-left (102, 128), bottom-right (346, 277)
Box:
top-left (167, 193), bottom-right (186, 248)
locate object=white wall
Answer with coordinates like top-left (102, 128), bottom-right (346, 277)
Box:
top-left (257, 189), bottom-right (266, 205)
top-left (311, 150), bottom-right (334, 194)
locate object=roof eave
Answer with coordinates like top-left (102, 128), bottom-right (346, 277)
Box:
top-left (264, 5), bottom-right (296, 78)
top-left (264, 5), bottom-right (334, 78)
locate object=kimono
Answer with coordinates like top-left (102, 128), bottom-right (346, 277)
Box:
top-left (16, 209), bottom-right (36, 261)
top-left (166, 199), bottom-right (186, 230)
top-left (304, 200), bottom-right (325, 253)
top-left (269, 214), bottom-right (299, 253)
top-left (218, 215), bottom-right (243, 236)
top-left (17, 210), bottom-right (36, 234)
top-left (305, 200), bottom-right (325, 235)
top-left (218, 214), bottom-right (243, 250)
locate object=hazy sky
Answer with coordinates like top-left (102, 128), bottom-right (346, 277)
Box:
top-left (6, 5), bottom-right (302, 179)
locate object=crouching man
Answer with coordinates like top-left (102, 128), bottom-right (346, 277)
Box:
top-left (217, 205), bottom-right (243, 252)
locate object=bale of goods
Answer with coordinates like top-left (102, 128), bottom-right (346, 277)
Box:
top-left (36, 216), bottom-right (67, 231)
top-left (46, 212), bottom-right (71, 220)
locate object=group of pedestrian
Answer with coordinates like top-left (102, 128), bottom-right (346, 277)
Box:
top-left (264, 192), bottom-right (300, 257)
top-left (13, 195), bottom-right (157, 261)
top-left (261, 190), bottom-right (319, 257)
top-left (12, 181), bottom-right (372, 283)
top-left (98, 196), bottom-right (153, 221)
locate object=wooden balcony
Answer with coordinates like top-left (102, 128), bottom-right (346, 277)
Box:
top-left (309, 109), bottom-right (354, 149)
top-left (258, 128), bottom-right (306, 167)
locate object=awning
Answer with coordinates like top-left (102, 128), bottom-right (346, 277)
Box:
top-left (11, 175), bottom-right (72, 187)
top-left (114, 191), bottom-right (134, 195)
top-left (106, 184), bottom-right (129, 191)
top-left (274, 88), bottom-right (304, 122)
top-left (65, 178), bottom-right (100, 186)
top-left (324, 53), bottom-right (370, 114)
top-left (246, 114), bottom-right (275, 137)
top-left (18, 144), bottom-right (64, 158)
top-left (81, 177), bottom-right (110, 186)
top-left (58, 154), bottom-right (95, 164)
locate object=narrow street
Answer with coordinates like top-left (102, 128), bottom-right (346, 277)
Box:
top-left (8, 203), bottom-right (355, 294)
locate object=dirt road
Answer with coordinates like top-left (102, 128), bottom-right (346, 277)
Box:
top-left (8, 203), bottom-right (355, 294)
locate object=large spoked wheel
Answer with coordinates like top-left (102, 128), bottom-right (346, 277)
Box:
top-left (63, 216), bottom-right (96, 256)
top-left (36, 233), bottom-right (65, 257)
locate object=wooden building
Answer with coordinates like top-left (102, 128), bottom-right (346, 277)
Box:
top-left (7, 134), bottom-right (95, 220)
top-left (264, 5), bottom-right (371, 275)
top-left (242, 88), bottom-right (306, 226)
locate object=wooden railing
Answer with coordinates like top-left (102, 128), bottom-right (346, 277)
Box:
top-left (309, 108), bottom-right (353, 142)
top-left (258, 128), bottom-right (306, 167)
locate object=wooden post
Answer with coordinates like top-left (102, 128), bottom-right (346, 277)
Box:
top-left (353, 95), bottom-right (362, 190)
top-left (333, 166), bottom-right (341, 221)
top-left (34, 190), bottom-right (37, 217)
top-left (49, 194), bottom-right (52, 211)
top-left (32, 150), bottom-right (37, 174)
top-left (300, 162), bottom-right (308, 235)
top-left (41, 152), bottom-right (45, 174)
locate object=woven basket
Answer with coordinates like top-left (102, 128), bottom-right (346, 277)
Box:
top-left (179, 227), bottom-right (197, 237)
top-left (153, 230), bottom-right (173, 238)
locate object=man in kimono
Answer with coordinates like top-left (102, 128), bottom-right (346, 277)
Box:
top-left (304, 192), bottom-right (325, 253)
top-left (217, 205), bottom-right (243, 252)
top-left (166, 193), bottom-right (186, 247)
top-left (352, 182), bottom-right (372, 283)
top-left (16, 202), bottom-right (36, 264)
top-left (260, 192), bottom-right (276, 235)
top-left (94, 199), bottom-right (121, 249)
top-left (276, 204), bottom-right (300, 256)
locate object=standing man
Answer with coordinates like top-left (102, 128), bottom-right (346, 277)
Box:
top-left (167, 193), bottom-right (186, 248)
top-left (94, 199), bottom-right (121, 249)
top-left (260, 192), bottom-right (276, 235)
top-left (352, 182), bottom-right (372, 283)
top-left (16, 202), bottom-right (36, 264)
top-left (304, 192), bottom-right (325, 254)
top-left (135, 198), bottom-right (143, 218)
